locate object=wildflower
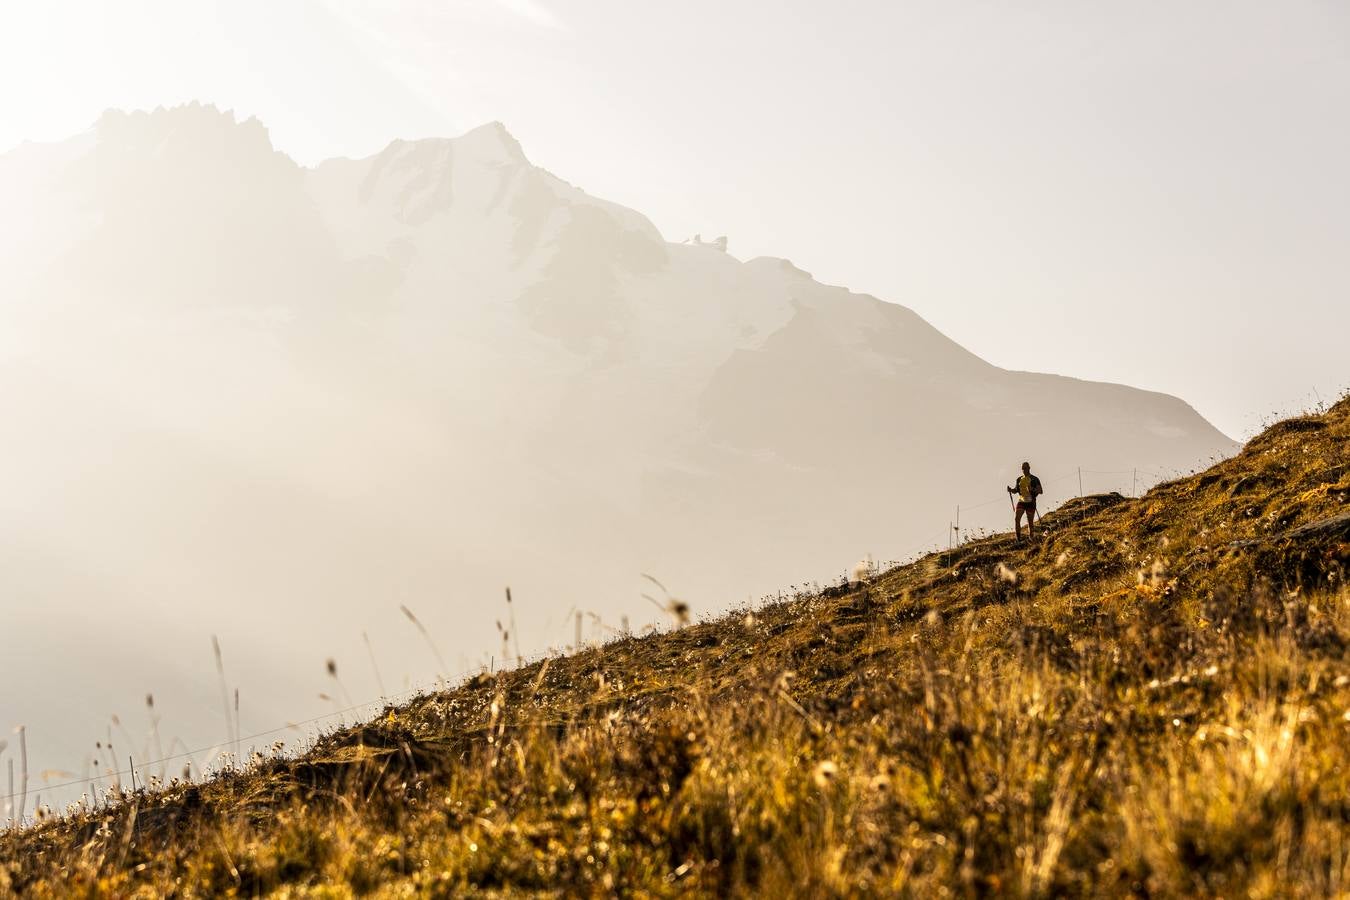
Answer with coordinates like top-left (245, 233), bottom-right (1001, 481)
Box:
top-left (813, 760), bottom-right (838, 788)
top-left (995, 562), bottom-right (1018, 584)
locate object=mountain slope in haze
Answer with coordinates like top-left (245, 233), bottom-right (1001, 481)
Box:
top-left (3, 395), bottom-right (1346, 897)
top-left (0, 104), bottom-right (1235, 789)
top-left (0, 104), bottom-right (1233, 594)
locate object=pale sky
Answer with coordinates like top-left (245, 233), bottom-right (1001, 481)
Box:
top-left (2, 0), bottom-right (1346, 437)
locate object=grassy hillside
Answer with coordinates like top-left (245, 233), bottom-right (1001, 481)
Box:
top-left (3, 399), bottom-right (1348, 898)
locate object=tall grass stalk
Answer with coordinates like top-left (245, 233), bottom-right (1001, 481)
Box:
top-left (400, 604), bottom-right (448, 683)
top-left (210, 636), bottom-right (236, 769)
top-left (362, 632), bottom-right (388, 698)
top-left (505, 587), bottom-right (522, 664)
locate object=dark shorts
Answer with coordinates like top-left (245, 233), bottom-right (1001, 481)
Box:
top-left (1016, 501), bottom-right (1036, 514)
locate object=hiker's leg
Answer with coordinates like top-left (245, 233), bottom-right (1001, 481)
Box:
top-left (1014, 507), bottom-right (1025, 539)
top-left (1028, 508), bottom-right (1036, 539)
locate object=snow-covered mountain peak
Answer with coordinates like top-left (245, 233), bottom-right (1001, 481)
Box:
top-left (450, 120), bottom-right (528, 166)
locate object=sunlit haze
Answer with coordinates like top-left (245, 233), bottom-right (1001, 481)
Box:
top-left (0, 0), bottom-right (1345, 819)
top-left (3, 0), bottom-right (1346, 436)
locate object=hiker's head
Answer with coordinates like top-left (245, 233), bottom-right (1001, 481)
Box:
top-left (1022, 461), bottom-right (1031, 474)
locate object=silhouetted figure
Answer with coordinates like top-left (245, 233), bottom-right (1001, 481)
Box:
top-left (1007, 462), bottom-right (1043, 541)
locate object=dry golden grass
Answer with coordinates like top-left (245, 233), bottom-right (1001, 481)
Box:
top-left (2, 398), bottom-right (1348, 897)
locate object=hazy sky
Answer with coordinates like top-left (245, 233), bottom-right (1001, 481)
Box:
top-left (3, 0), bottom-right (1346, 437)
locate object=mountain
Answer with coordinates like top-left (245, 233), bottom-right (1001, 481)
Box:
top-left (3, 396), bottom-right (1346, 895)
top-left (0, 105), bottom-right (1234, 786)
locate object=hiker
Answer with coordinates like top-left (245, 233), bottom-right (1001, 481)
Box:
top-left (1007, 462), bottom-right (1043, 541)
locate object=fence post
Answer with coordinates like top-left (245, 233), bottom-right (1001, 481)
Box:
top-left (1078, 467), bottom-right (1083, 497)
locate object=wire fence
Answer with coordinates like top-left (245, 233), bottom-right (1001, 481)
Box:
top-left (0, 461), bottom-right (1194, 828)
top-left (881, 463), bottom-right (1187, 566)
